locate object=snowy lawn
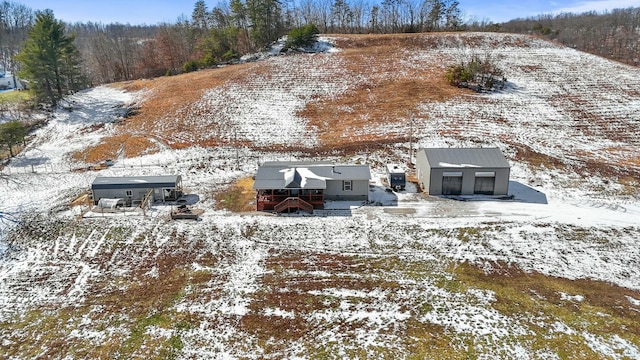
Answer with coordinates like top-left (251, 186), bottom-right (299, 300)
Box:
top-left (1, 33), bottom-right (639, 359)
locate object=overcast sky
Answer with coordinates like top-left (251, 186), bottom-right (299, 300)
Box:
top-left (15, 0), bottom-right (640, 25)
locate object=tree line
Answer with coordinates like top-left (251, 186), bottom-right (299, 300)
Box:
top-left (1, 1), bottom-right (639, 106)
top-left (1, 0), bottom-right (466, 87)
top-left (500, 7), bottom-right (640, 67)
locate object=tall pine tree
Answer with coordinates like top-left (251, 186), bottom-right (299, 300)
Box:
top-left (246, 0), bottom-right (285, 49)
top-left (15, 10), bottom-right (85, 108)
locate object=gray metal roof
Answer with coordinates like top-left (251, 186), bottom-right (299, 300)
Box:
top-left (421, 148), bottom-right (510, 169)
top-left (92, 175), bottom-right (182, 190)
top-left (253, 162), bottom-right (371, 190)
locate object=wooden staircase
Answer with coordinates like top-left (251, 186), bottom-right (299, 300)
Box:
top-left (273, 197), bottom-right (314, 214)
top-left (140, 189), bottom-right (153, 215)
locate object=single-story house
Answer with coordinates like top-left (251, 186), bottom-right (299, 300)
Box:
top-left (415, 148), bottom-right (510, 196)
top-left (253, 161), bottom-right (371, 212)
top-left (91, 175), bottom-right (183, 206)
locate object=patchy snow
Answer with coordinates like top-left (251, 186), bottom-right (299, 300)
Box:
top-left (174, 52), bottom-right (353, 148)
top-left (627, 296), bottom-right (640, 307)
top-left (559, 292), bottom-right (584, 302)
top-left (583, 333), bottom-right (640, 360)
top-left (1, 33), bottom-right (639, 358)
top-left (240, 36), bottom-right (339, 62)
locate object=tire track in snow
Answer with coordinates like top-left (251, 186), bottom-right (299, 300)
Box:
top-left (75, 229), bottom-right (96, 259)
top-left (88, 227), bottom-right (110, 258)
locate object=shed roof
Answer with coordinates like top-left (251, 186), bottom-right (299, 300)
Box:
top-left (92, 175), bottom-right (181, 190)
top-left (253, 162), bottom-right (371, 190)
top-left (421, 148), bottom-right (510, 169)
top-left (386, 163), bottom-right (405, 174)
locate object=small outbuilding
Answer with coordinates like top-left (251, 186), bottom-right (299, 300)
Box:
top-left (386, 164), bottom-right (406, 191)
top-left (253, 161), bottom-right (371, 213)
top-left (91, 175), bottom-right (183, 206)
top-left (415, 148), bottom-right (510, 196)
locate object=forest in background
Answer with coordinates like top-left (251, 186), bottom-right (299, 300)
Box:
top-left (0, 1), bottom-right (639, 87)
top-left (502, 8), bottom-right (640, 68)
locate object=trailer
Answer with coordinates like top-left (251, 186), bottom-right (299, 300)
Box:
top-left (386, 164), bottom-right (406, 191)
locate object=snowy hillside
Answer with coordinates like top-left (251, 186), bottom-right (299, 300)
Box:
top-left (0, 33), bottom-right (639, 359)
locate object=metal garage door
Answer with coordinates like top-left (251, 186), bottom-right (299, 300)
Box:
top-left (442, 172), bottom-right (463, 195)
top-left (474, 172), bottom-right (495, 195)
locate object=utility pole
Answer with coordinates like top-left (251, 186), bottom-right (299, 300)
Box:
top-left (234, 128), bottom-right (240, 171)
top-left (408, 112), bottom-right (414, 167)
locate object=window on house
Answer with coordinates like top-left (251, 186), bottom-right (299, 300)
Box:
top-left (343, 180), bottom-right (352, 191)
top-left (126, 190), bottom-right (133, 197)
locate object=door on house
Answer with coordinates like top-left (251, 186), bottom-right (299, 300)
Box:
top-left (474, 172), bottom-right (496, 195)
top-left (442, 172), bottom-right (463, 195)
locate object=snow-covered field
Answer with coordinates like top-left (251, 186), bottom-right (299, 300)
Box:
top-left (1, 33), bottom-right (639, 359)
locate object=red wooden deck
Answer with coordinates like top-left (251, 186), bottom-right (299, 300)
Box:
top-left (256, 190), bottom-right (324, 212)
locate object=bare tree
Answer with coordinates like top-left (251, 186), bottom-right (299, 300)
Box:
top-left (501, 7), bottom-right (640, 67)
top-left (331, 0), bottom-right (353, 33)
top-left (0, 1), bottom-right (34, 74)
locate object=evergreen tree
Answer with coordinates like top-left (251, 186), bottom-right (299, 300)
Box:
top-left (192, 0), bottom-right (210, 30)
top-left (15, 10), bottom-right (85, 108)
top-left (283, 23), bottom-right (319, 50)
top-left (0, 121), bottom-right (27, 158)
top-left (246, 0), bottom-right (285, 49)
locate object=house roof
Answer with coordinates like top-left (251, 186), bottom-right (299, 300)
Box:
top-left (420, 148), bottom-right (510, 169)
top-left (92, 175), bottom-right (182, 190)
top-left (253, 162), bottom-right (371, 190)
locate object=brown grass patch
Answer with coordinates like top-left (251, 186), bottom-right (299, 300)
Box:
top-left (213, 176), bottom-right (256, 212)
top-left (80, 34), bottom-right (469, 160)
top-left (453, 261), bottom-right (640, 357)
top-left (456, 261), bottom-right (640, 318)
top-left (240, 251), bottom-right (452, 356)
top-left (79, 63), bottom-right (260, 161)
top-left (509, 143), bottom-right (564, 170)
top-left (302, 34), bottom-right (465, 151)
top-left (112, 79), bottom-right (153, 92)
top-left (71, 134), bottom-right (159, 164)
top-left (0, 143), bottom-right (26, 163)
top-left (123, 63), bottom-right (257, 124)
top-left (0, 226), bottom-right (217, 359)
top-left (619, 175), bottom-right (640, 196)
top-left (508, 142), bottom-right (640, 183)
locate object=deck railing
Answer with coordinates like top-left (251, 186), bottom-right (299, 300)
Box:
top-left (274, 197), bottom-right (314, 214)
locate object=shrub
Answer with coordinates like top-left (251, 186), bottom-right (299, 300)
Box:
top-left (200, 53), bottom-right (218, 67)
top-left (222, 50), bottom-right (238, 62)
top-left (183, 60), bottom-right (200, 73)
top-left (445, 65), bottom-right (472, 86)
top-left (284, 24), bottom-right (319, 51)
top-left (445, 54), bottom-right (506, 91)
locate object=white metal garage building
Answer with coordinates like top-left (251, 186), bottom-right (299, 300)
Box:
top-left (415, 148), bottom-right (510, 196)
